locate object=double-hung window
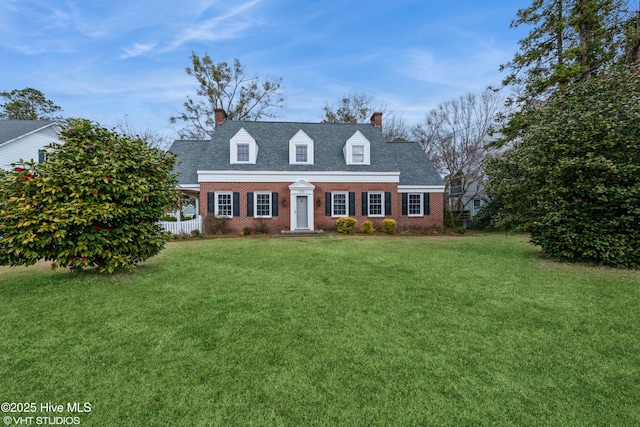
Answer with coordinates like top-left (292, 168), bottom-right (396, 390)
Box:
top-left (237, 144), bottom-right (250, 162)
top-left (368, 192), bottom-right (384, 216)
top-left (216, 192), bottom-right (233, 217)
top-left (408, 193), bottom-right (423, 216)
top-left (295, 145), bottom-right (308, 163)
top-left (255, 192), bottom-right (272, 218)
top-left (352, 145), bottom-right (364, 163)
top-left (332, 192), bottom-right (347, 217)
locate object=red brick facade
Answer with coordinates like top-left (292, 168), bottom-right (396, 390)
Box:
top-left (199, 181), bottom-right (444, 233)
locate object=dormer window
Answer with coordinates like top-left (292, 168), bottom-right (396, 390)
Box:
top-left (296, 145), bottom-right (308, 163)
top-left (230, 128), bottom-right (258, 164)
top-left (289, 129), bottom-right (314, 165)
top-left (352, 145), bottom-right (364, 163)
top-left (237, 144), bottom-right (250, 162)
top-left (344, 130), bottom-right (370, 165)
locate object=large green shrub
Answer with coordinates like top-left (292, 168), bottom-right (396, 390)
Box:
top-left (336, 217), bottom-right (357, 234)
top-left (486, 69), bottom-right (640, 268)
top-left (0, 119), bottom-right (181, 272)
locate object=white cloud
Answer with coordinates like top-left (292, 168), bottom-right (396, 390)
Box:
top-left (119, 43), bottom-right (157, 59)
top-left (165, 0), bottom-right (264, 50)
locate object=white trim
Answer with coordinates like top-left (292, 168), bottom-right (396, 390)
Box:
top-left (253, 191), bottom-right (272, 218)
top-left (367, 191), bottom-right (385, 217)
top-left (0, 123), bottom-right (61, 148)
top-left (331, 191), bottom-right (348, 218)
top-left (198, 170), bottom-right (400, 183)
top-left (289, 129), bottom-right (314, 165)
top-left (398, 185), bottom-right (445, 193)
top-left (177, 184), bottom-right (200, 191)
top-left (288, 180), bottom-right (315, 231)
top-left (215, 191), bottom-right (233, 218)
top-left (343, 130), bottom-right (371, 165)
top-left (407, 193), bottom-right (423, 217)
top-left (230, 128), bottom-right (258, 164)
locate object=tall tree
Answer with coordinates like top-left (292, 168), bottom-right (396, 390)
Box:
top-left (0, 88), bottom-right (62, 120)
top-left (170, 53), bottom-right (285, 139)
top-left (485, 68), bottom-right (640, 268)
top-left (412, 90), bottom-right (503, 221)
top-left (322, 91), bottom-right (411, 141)
top-left (498, 0), bottom-right (629, 141)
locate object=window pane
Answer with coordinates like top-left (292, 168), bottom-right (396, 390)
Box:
top-left (295, 145), bottom-right (307, 162)
top-left (237, 144), bottom-right (249, 162)
top-left (333, 193), bottom-right (346, 216)
top-left (256, 193), bottom-right (271, 217)
top-left (218, 193), bottom-right (232, 217)
top-left (369, 193), bottom-right (382, 216)
top-left (408, 194), bottom-right (422, 215)
top-left (352, 146), bottom-right (364, 163)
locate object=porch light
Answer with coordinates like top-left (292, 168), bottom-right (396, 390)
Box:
top-left (282, 197), bottom-right (287, 207)
top-left (316, 197), bottom-right (321, 207)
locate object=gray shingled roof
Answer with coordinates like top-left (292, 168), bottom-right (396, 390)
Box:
top-left (0, 120), bottom-right (57, 145)
top-left (169, 120), bottom-right (444, 187)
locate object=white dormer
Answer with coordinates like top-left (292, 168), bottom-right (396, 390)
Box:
top-left (230, 127), bottom-right (258, 164)
top-left (343, 130), bottom-right (371, 165)
top-left (289, 129), bottom-right (314, 165)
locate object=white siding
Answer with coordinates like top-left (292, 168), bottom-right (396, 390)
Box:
top-left (0, 126), bottom-right (61, 170)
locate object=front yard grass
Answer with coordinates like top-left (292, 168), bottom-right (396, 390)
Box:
top-left (1, 234), bottom-right (639, 426)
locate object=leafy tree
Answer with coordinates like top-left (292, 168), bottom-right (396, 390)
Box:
top-left (0, 119), bottom-right (181, 272)
top-left (170, 53), bottom-right (285, 139)
top-left (412, 90), bottom-right (503, 221)
top-left (322, 91), bottom-right (411, 141)
top-left (0, 88), bottom-right (63, 120)
top-left (485, 69), bottom-right (640, 268)
top-left (498, 0), bottom-right (630, 142)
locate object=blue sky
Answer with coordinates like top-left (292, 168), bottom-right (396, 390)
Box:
top-left (1, 0), bottom-right (533, 139)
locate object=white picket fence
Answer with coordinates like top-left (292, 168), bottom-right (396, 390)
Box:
top-left (159, 216), bottom-right (202, 235)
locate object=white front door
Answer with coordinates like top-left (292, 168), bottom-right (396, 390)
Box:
top-left (296, 196), bottom-right (308, 229)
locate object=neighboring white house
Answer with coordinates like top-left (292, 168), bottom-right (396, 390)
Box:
top-left (0, 120), bottom-right (62, 170)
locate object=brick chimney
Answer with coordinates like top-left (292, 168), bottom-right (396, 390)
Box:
top-left (214, 109), bottom-right (227, 128)
top-left (370, 112), bottom-right (382, 130)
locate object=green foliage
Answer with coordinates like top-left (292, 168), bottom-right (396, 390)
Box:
top-left (381, 219), bottom-right (396, 234)
top-left (0, 119), bottom-right (180, 272)
top-left (456, 226), bottom-right (466, 235)
top-left (443, 208), bottom-right (456, 228)
top-left (242, 227), bottom-right (253, 236)
top-left (486, 69), bottom-right (640, 268)
top-left (0, 87), bottom-right (63, 120)
top-left (336, 217), bottom-right (357, 234)
top-left (361, 220), bottom-right (375, 234)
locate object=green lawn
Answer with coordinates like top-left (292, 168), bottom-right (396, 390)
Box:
top-left (1, 234), bottom-right (639, 426)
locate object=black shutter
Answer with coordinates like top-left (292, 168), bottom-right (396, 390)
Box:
top-left (247, 192), bottom-right (254, 217)
top-left (233, 192), bottom-right (240, 217)
top-left (325, 192), bottom-right (331, 216)
top-left (402, 193), bottom-right (408, 216)
top-left (424, 193), bottom-right (430, 215)
top-left (362, 192), bottom-right (368, 216)
top-left (207, 192), bottom-right (215, 214)
top-left (272, 192), bottom-right (278, 217)
top-left (385, 192), bottom-right (392, 216)
top-left (349, 192), bottom-right (355, 216)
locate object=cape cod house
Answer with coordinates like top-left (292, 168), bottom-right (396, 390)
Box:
top-left (169, 109), bottom-right (445, 233)
top-left (0, 120), bottom-right (61, 170)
